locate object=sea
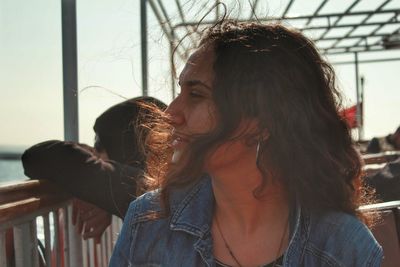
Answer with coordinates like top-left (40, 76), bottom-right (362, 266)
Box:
top-left (0, 145), bottom-right (28, 184)
top-left (0, 159), bottom-right (27, 183)
top-left (0, 149), bottom-right (28, 185)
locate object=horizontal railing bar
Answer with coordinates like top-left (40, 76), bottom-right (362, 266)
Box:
top-left (359, 200), bottom-right (400, 211)
top-left (0, 179), bottom-right (62, 195)
top-left (0, 200), bottom-right (70, 231)
top-left (362, 151), bottom-right (400, 165)
top-left (0, 180), bottom-right (70, 228)
top-left (0, 180), bottom-right (68, 205)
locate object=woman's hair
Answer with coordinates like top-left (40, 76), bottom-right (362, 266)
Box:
top-left (93, 96), bottom-right (166, 167)
top-left (146, 21), bottom-right (375, 224)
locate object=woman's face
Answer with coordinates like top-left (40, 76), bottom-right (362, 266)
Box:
top-left (166, 45), bottom-right (216, 163)
top-left (166, 45), bottom-right (258, 170)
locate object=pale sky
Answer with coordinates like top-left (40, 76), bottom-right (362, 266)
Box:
top-left (1, 0), bottom-right (399, 149)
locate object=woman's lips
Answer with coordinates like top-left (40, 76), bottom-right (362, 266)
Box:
top-left (171, 133), bottom-right (190, 149)
top-left (172, 137), bottom-right (188, 149)
top-left (171, 135), bottom-right (189, 163)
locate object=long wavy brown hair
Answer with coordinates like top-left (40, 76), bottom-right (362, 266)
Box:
top-left (144, 21), bottom-right (375, 225)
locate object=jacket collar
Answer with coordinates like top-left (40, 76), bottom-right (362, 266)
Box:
top-left (169, 174), bottom-right (214, 238)
top-left (284, 200), bottom-right (310, 265)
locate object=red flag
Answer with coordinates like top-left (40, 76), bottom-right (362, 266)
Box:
top-left (340, 104), bottom-right (358, 128)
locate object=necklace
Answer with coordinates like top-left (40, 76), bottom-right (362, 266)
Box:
top-left (214, 213), bottom-right (289, 267)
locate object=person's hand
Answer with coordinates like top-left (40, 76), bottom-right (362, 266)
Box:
top-left (72, 199), bottom-right (112, 243)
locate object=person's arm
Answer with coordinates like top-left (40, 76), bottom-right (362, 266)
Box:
top-left (21, 140), bottom-right (142, 218)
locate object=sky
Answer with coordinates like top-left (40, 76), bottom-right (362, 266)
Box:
top-left (0, 0), bottom-right (399, 149)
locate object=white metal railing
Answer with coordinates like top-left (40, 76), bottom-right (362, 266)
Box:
top-left (0, 180), bottom-right (122, 267)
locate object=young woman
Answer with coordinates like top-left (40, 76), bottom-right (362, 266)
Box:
top-left (110, 21), bottom-right (382, 267)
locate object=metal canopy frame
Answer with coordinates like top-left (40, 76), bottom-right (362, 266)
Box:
top-left (145, 0), bottom-right (400, 56)
top-left (140, 0), bottom-right (400, 140)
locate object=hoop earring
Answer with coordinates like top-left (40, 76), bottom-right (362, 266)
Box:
top-left (256, 140), bottom-right (262, 164)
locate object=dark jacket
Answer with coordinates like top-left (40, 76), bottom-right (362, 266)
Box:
top-left (365, 157), bottom-right (400, 202)
top-left (21, 140), bottom-right (142, 218)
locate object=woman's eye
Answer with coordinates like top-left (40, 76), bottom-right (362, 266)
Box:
top-left (189, 90), bottom-right (204, 98)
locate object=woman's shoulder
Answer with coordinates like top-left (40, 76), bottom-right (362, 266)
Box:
top-left (125, 175), bottom-right (213, 224)
top-left (125, 189), bottom-right (164, 223)
top-left (309, 210), bottom-right (375, 240)
top-left (305, 210), bottom-right (382, 266)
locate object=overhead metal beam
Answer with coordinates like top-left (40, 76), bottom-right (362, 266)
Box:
top-left (173, 8), bottom-right (400, 28)
top-left (317, 0), bottom-right (361, 41)
top-left (308, 20), bottom-right (400, 34)
top-left (248, 0), bottom-right (260, 20)
top-left (351, 13), bottom-right (399, 48)
top-left (148, 0), bottom-right (186, 61)
top-left (281, 0), bottom-right (294, 17)
top-left (174, 0), bottom-right (199, 46)
top-left (304, 0), bottom-right (329, 26)
top-left (323, 43), bottom-right (384, 51)
top-left (329, 0), bottom-right (391, 49)
top-left (317, 33), bottom-right (392, 41)
top-left (331, 57), bottom-right (400, 65)
top-left (322, 46), bottom-right (385, 55)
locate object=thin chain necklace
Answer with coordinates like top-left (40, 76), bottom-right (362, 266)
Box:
top-left (214, 213), bottom-right (289, 267)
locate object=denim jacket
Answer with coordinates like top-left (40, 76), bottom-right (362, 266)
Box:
top-left (109, 175), bottom-right (382, 267)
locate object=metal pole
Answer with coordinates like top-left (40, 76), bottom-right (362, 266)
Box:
top-left (360, 76), bottom-right (365, 140)
top-left (216, 0), bottom-right (220, 20)
top-left (141, 0), bottom-right (148, 96)
top-left (354, 52), bottom-right (361, 140)
top-left (61, 2), bottom-right (83, 265)
top-left (61, 0), bottom-right (78, 142)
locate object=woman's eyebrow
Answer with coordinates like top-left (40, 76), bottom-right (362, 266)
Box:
top-left (179, 79), bottom-right (212, 90)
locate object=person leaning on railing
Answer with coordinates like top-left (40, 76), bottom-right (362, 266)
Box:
top-left (110, 20), bottom-right (382, 266)
top-left (21, 96), bottom-right (166, 242)
top-left (364, 156), bottom-right (400, 202)
top-left (366, 125), bottom-right (400, 154)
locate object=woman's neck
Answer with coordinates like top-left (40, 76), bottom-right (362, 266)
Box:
top-left (210, 168), bottom-right (290, 267)
top-left (211, 167), bottom-right (289, 235)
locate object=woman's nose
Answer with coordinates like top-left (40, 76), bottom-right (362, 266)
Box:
top-left (165, 97), bottom-right (185, 126)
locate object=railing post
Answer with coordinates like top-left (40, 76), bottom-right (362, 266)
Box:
top-left (67, 205), bottom-right (83, 266)
top-left (43, 214), bottom-right (52, 267)
top-left (14, 221), bottom-right (39, 267)
top-left (0, 230), bottom-right (7, 267)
